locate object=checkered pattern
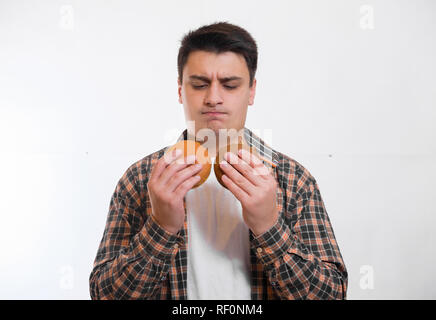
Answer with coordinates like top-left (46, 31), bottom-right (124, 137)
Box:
top-left (89, 127), bottom-right (348, 299)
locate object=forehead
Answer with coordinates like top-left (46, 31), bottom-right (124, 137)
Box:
top-left (183, 50), bottom-right (249, 79)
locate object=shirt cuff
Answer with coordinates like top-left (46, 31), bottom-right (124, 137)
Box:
top-left (250, 214), bottom-right (294, 266)
top-left (134, 214), bottom-right (184, 263)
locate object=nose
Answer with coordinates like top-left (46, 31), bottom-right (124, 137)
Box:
top-left (204, 81), bottom-right (223, 107)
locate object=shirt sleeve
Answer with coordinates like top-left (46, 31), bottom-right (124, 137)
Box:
top-left (250, 177), bottom-right (348, 300)
top-left (89, 166), bottom-right (183, 300)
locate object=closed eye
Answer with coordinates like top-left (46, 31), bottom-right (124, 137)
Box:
top-left (224, 85), bottom-right (237, 90)
top-left (192, 84), bottom-right (207, 89)
top-left (191, 84), bottom-right (237, 90)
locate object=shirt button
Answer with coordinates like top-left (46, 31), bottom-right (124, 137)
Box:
top-left (257, 247), bottom-right (263, 253)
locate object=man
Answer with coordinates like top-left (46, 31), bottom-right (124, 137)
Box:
top-left (89, 21), bottom-right (348, 300)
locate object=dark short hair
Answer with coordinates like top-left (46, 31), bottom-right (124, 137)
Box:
top-left (177, 21), bottom-right (258, 87)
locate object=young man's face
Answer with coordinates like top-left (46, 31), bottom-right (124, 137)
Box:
top-left (178, 50), bottom-right (256, 141)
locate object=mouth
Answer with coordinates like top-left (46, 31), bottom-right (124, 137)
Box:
top-left (202, 112), bottom-right (226, 117)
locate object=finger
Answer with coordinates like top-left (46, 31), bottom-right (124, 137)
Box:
top-left (238, 149), bottom-right (270, 178)
top-left (224, 152), bottom-right (263, 187)
top-left (167, 162), bottom-right (203, 193)
top-left (150, 148), bottom-right (183, 183)
top-left (159, 154), bottom-right (196, 186)
top-left (239, 148), bottom-right (264, 167)
top-left (220, 157), bottom-right (255, 196)
top-left (174, 174), bottom-right (202, 198)
top-left (221, 173), bottom-right (249, 204)
top-left (236, 150), bottom-right (270, 181)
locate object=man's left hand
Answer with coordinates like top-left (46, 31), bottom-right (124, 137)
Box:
top-left (219, 149), bottom-right (279, 236)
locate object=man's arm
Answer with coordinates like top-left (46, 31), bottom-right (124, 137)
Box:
top-left (251, 178), bottom-right (348, 300)
top-left (89, 166), bottom-right (181, 300)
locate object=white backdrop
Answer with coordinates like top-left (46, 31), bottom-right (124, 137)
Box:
top-left (0, 0), bottom-right (435, 299)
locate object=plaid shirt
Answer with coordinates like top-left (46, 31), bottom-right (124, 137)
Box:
top-left (89, 127), bottom-right (348, 300)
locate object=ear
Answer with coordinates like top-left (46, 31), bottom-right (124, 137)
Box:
top-left (177, 77), bottom-right (183, 104)
top-left (248, 78), bottom-right (256, 106)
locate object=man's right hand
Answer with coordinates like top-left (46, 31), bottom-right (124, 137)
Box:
top-left (147, 149), bottom-right (203, 234)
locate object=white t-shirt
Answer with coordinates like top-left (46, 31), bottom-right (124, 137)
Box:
top-left (185, 157), bottom-right (251, 300)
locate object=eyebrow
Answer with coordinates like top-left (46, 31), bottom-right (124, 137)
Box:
top-left (188, 75), bottom-right (243, 83)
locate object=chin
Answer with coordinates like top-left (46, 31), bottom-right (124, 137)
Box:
top-left (206, 123), bottom-right (226, 132)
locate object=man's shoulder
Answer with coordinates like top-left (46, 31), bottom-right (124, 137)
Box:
top-left (124, 145), bottom-right (170, 178)
top-left (272, 149), bottom-right (317, 190)
top-left (112, 146), bottom-right (171, 193)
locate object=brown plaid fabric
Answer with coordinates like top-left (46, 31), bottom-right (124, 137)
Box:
top-left (89, 127), bottom-right (348, 300)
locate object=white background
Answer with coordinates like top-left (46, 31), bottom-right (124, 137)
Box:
top-left (0, 0), bottom-right (435, 299)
